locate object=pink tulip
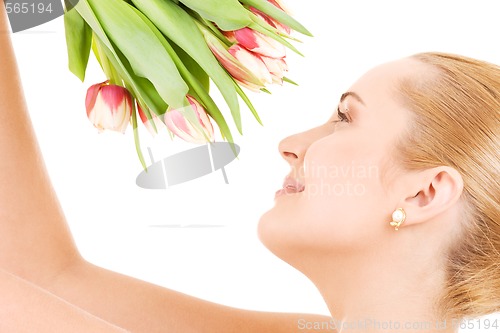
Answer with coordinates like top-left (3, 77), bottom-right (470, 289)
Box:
top-left (85, 80), bottom-right (132, 133)
top-left (227, 45), bottom-right (273, 90)
top-left (205, 15), bottom-right (289, 90)
top-left (164, 96), bottom-right (215, 144)
top-left (261, 56), bottom-right (288, 85)
top-left (206, 32), bottom-right (270, 91)
top-left (227, 28), bottom-right (286, 59)
top-left (137, 103), bottom-right (164, 136)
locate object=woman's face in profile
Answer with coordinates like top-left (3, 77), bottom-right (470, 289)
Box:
top-left (258, 58), bottom-right (426, 267)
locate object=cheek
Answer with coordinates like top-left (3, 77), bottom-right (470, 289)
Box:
top-left (297, 135), bottom-right (390, 241)
top-left (258, 131), bottom-right (395, 257)
top-left (305, 134), bottom-right (382, 197)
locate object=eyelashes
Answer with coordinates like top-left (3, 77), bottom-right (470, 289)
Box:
top-left (332, 106), bottom-right (352, 124)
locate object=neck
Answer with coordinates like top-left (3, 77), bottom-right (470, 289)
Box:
top-left (301, 242), bottom-right (457, 333)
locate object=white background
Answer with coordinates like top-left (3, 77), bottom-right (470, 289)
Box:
top-left (8, 0), bottom-right (500, 330)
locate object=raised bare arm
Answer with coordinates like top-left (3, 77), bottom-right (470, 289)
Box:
top-left (0, 269), bottom-right (130, 332)
top-left (0, 2), bottom-right (334, 332)
top-left (0, 1), bottom-right (82, 281)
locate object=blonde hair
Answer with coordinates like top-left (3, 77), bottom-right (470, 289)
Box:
top-left (396, 52), bottom-right (500, 319)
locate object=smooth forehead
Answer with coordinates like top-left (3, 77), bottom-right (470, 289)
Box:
top-left (346, 58), bottom-right (427, 107)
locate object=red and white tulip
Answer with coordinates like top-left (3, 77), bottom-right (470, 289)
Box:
top-left (261, 56), bottom-right (288, 85)
top-left (227, 45), bottom-right (273, 90)
top-left (203, 0), bottom-right (292, 90)
top-left (205, 32), bottom-right (269, 91)
top-left (164, 95), bottom-right (215, 144)
top-left (85, 80), bottom-right (132, 133)
top-left (225, 28), bottom-right (286, 59)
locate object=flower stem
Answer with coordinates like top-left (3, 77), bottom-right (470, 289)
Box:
top-left (131, 102), bottom-right (148, 172)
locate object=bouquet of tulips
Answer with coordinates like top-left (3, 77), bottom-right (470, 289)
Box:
top-left (64, 0), bottom-right (311, 169)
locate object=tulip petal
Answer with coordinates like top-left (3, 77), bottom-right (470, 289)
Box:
top-left (229, 45), bottom-right (272, 88)
top-left (86, 82), bottom-right (132, 133)
top-left (209, 41), bottom-right (266, 91)
top-left (261, 56), bottom-right (287, 84)
top-left (85, 81), bottom-right (106, 117)
top-left (167, 110), bottom-right (191, 137)
top-left (178, 0), bottom-right (252, 31)
top-left (164, 96), bottom-right (215, 144)
top-left (234, 28), bottom-right (286, 59)
top-left (165, 110), bottom-right (205, 144)
top-left (100, 85), bottom-right (132, 113)
top-left (187, 96), bottom-right (214, 141)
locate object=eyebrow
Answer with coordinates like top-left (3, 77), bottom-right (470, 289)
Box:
top-left (340, 91), bottom-right (366, 106)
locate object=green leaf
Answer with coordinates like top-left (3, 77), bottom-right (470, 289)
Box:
top-left (64, 8), bottom-right (92, 81)
top-left (170, 42), bottom-right (210, 94)
top-left (250, 10), bottom-right (302, 43)
top-left (86, 0), bottom-right (188, 109)
top-left (233, 82), bottom-right (262, 126)
top-left (198, 17), bottom-right (233, 47)
top-left (111, 42), bottom-right (168, 117)
top-left (131, 7), bottom-right (234, 142)
top-left (76, 1), bottom-right (166, 125)
top-left (91, 37), bottom-right (103, 72)
top-left (92, 35), bottom-right (120, 84)
top-left (239, 0), bottom-right (313, 37)
top-left (283, 76), bottom-right (298, 86)
top-left (131, 0), bottom-right (241, 132)
top-left (73, 0), bottom-right (166, 167)
top-left (94, 35), bottom-right (164, 133)
top-left (128, 7), bottom-right (208, 137)
top-left (178, 0), bottom-right (251, 31)
top-left (75, 1), bottom-right (158, 113)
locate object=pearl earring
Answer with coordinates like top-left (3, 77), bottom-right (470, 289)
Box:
top-left (390, 208), bottom-right (406, 231)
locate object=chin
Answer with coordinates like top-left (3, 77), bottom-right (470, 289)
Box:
top-left (257, 207), bottom-right (315, 270)
top-left (257, 208), bottom-right (279, 250)
top-left (257, 208), bottom-right (294, 260)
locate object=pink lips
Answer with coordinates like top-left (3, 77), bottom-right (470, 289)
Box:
top-left (275, 177), bottom-right (305, 198)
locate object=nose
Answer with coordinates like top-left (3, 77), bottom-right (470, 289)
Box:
top-left (278, 124), bottom-right (330, 167)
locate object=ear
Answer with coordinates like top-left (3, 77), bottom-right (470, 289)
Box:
top-left (397, 167), bottom-right (464, 227)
